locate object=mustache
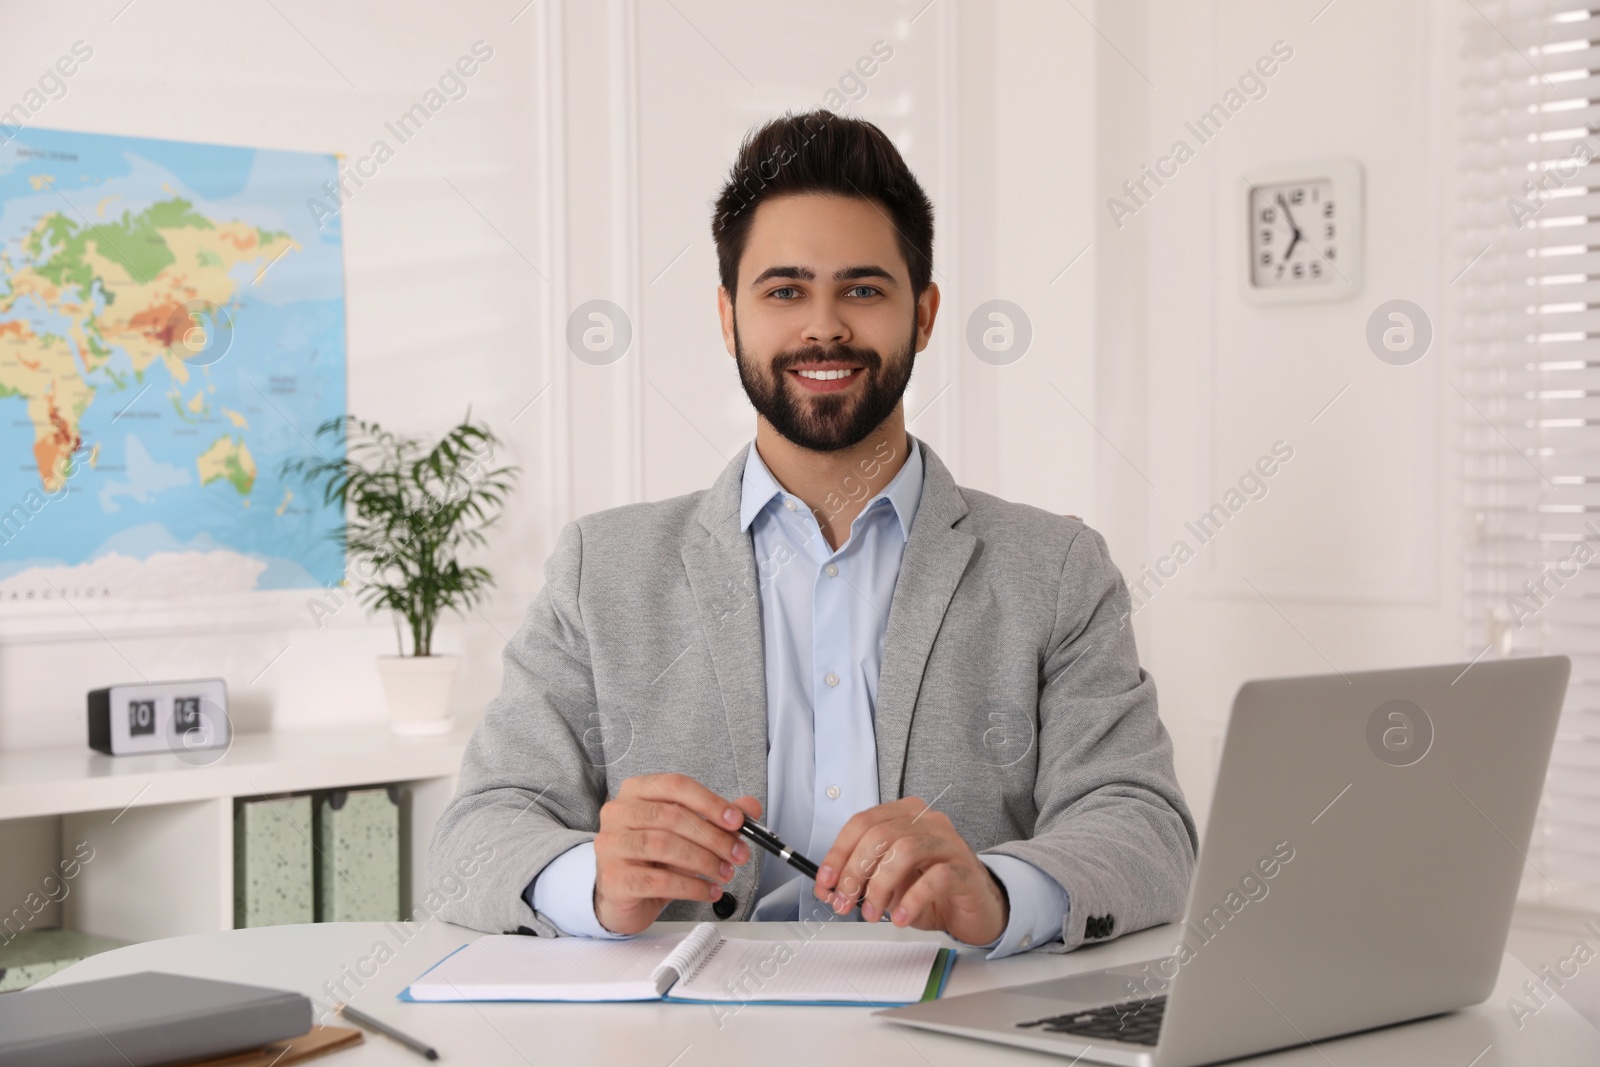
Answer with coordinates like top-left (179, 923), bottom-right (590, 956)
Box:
top-left (773, 344), bottom-right (881, 373)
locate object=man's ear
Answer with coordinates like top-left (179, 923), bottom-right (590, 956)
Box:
top-left (914, 281), bottom-right (941, 354)
top-left (717, 285), bottom-right (737, 357)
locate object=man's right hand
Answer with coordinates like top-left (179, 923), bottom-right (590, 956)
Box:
top-left (592, 773), bottom-right (762, 935)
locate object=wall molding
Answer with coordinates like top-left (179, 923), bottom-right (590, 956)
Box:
top-left (930, 0), bottom-right (964, 480)
top-left (542, 0), bottom-right (574, 544)
top-left (612, 0), bottom-right (645, 506)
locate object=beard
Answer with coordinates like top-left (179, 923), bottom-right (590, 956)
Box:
top-left (733, 314), bottom-right (918, 453)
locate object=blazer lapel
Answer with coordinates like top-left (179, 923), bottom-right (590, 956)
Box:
top-left (874, 437), bottom-right (977, 801)
top-left (681, 443), bottom-right (769, 806)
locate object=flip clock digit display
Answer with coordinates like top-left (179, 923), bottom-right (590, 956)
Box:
top-left (87, 679), bottom-right (230, 756)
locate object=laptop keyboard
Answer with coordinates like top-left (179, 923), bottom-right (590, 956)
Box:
top-left (1016, 995), bottom-right (1166, 1047)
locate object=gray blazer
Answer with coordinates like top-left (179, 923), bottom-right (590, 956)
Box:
top-left (427, 435), bottom-right (1197, 953)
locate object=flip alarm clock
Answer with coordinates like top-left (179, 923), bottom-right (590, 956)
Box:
top-left (87, 678), bottom-right (230, 756)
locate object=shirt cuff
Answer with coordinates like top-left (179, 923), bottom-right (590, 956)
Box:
top-left (957, 854), bottom-right (1070, 960)
top-left (523, 841), bottom-right (631, 939)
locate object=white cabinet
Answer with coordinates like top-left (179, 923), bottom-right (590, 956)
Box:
top-left (0, 728), bottom-right (466, 944)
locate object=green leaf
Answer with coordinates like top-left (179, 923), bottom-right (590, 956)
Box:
top-left (280, 411), bottom-right (520, 653)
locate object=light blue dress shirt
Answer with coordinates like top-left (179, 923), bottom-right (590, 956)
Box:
top-left (525, 436), bottom-right (1070, 958)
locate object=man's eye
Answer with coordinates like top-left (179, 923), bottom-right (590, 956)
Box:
top-left (771, 286), bottom-right (799, 299)
top-left (847, 285), bottom-right (880, 298)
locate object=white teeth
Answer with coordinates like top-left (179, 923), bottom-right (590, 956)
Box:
top-left (796, 368), bottom-right (857, 380)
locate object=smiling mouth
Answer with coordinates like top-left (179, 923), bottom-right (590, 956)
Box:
top-left (792, 367), bottom-right (861, 381)
top-left (787, 365), bottom-right (864, 394)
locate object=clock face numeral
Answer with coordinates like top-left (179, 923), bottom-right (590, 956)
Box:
top-left (129, 699), bottom-right (156, 736)
top-left (173, 696), bottom-right (202, 733)
top-left (1250, 179), bottom-right (1338, 288)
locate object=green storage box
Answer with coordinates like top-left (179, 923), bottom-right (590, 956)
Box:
top-left (313, 787), bottom-right (400, 923)
top-left (0, 929), bottom-right (128, 992)
top-left (233, 794), bottom-right (313, 928)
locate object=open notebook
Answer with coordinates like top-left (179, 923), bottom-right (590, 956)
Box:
top-left (400, 923), bottom-right (955, 1006)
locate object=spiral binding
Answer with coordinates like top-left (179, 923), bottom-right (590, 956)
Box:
top-left (682, 938), bottom-right (726, 984)
top-left (653, 922), bottom-right (723, 991)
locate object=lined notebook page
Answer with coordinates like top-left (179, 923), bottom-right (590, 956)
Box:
top-left (406, 932), bottom-right (688, 1002)
top-left (669, 939), bottom-right (942, 1004)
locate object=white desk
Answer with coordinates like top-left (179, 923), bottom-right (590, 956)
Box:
top-left (52, 920), bottom-right (1600, 1065)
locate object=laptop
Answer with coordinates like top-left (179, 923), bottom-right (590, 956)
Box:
top-left (879, 655), bottom-right (1571, 1066)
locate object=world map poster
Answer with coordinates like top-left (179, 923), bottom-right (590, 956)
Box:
top-left (0, 127), bottom-right (346, 605)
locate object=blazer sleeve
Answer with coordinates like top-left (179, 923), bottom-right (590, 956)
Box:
top-left (425, 519), bottom-right (607, 936)
top-left (979, 525), bottom-right (1199, 953)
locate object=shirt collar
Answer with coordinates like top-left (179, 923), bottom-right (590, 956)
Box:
top-left (739, 434), bottom-right (924, 542)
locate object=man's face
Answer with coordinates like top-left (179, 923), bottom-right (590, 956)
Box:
top-left (719, 193), bottom-right (935, 453)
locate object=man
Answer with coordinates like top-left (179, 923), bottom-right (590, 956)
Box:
top-left (428, 109), bottom-right (1196, 957)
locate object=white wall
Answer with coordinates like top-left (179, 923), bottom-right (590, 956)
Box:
top-left (0, 0), bottom-right (559, 750)
top-left (0, 0), bottom-right (1107, 925)
top-left (1131, 0), bottom-right (1464, 828)
top-left (0, 2), bottom-right (1100, 750)
top-left (0, 0), bottom-right (1468, 890)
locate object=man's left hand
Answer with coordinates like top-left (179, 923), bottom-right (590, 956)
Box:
top-left (812, 796), bottom-right (1008, 946)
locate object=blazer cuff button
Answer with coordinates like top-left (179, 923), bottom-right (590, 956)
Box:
top-left (713, 891), bottom-right (737, 919)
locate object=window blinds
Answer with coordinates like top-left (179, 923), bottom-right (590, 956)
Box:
top-left (1461, 0), bottom-right (1600, 905)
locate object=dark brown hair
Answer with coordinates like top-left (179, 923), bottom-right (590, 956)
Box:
top-left (711, 109), bottom-right (934, 303)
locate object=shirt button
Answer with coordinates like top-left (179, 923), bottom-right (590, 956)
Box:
top-left (824, 672), bottom-right (839, 687)
top-left (1020, 934), bottom-right (1033, 949)
top-left (826, 785), bottom-right (841, 799)
top-left (825, 563), bottom-right (838, 577)
top-left (784, 498), bottom-right (797, 511)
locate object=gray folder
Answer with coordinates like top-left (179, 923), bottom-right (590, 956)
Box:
top-left (0, 970), bottom-right (310, 1067)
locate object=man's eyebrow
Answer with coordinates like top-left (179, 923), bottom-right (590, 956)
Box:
top-left (747, 265), bottom-right (899, 288)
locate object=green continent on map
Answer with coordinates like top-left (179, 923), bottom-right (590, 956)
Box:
top-left (198, 435), bottom-right (257, 496)
top-left (0, 196), bottom-right (297, 493)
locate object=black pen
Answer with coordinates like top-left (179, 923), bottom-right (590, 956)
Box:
top-left (336, 1002), bottom-right (438, 1061)
top-left (739, 814), bottom-right (820, 880)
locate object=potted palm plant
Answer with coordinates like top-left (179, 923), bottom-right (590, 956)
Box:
top-left (284, 413), bottom-right (518, 734)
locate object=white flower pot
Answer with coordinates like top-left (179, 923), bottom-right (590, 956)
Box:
top-left (376, 653), bottom-right (460, 735)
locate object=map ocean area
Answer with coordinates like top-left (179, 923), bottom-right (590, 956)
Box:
top-left (0, 127), bottom-right (346, 601)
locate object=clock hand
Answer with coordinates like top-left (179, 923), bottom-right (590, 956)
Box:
top-left (1277, 193), bottom-right (1303, 262)
top-left (1276, 192), bottom-right (1302, 236)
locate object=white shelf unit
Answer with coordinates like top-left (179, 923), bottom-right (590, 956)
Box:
top-left (0, 727), bottom-right (469, 944)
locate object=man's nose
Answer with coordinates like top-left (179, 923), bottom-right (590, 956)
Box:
top-left (801, 300), bottom-right (849, 346)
